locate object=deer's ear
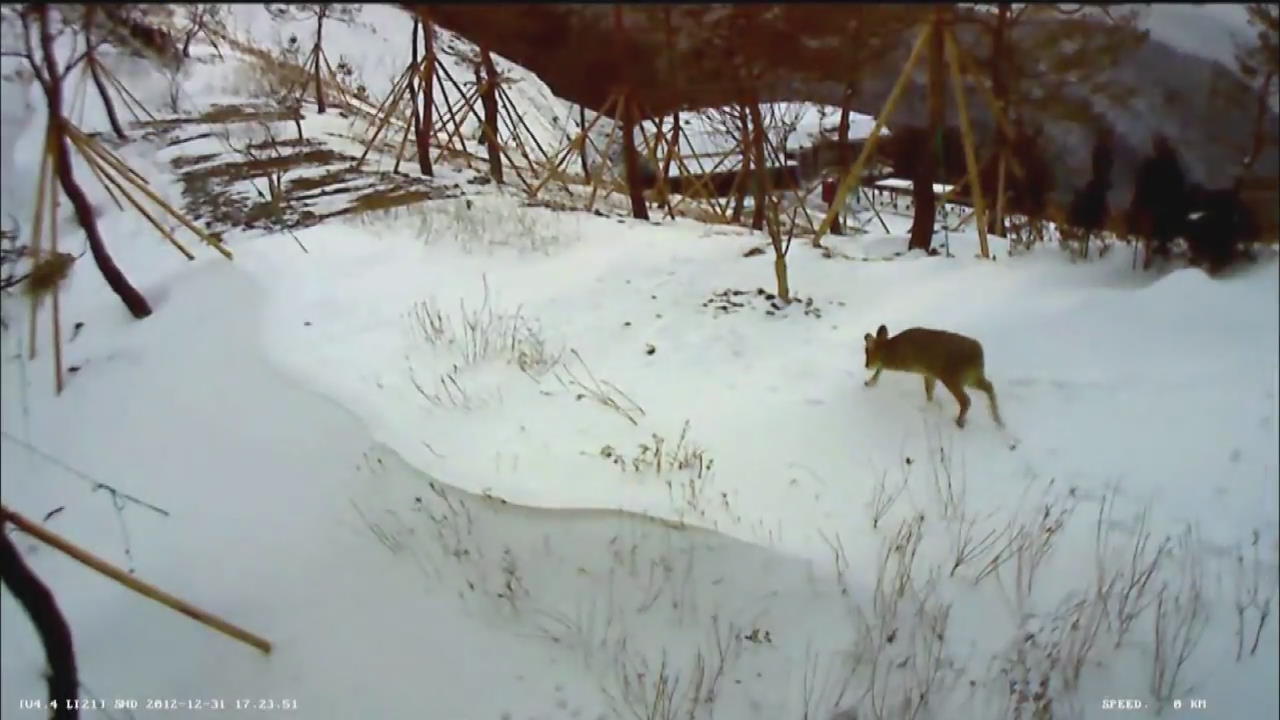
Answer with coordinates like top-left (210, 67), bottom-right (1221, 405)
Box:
top-left (876, 325), bottom-right (889, 340)
top-left (864, 333), bottom-right (874, 344)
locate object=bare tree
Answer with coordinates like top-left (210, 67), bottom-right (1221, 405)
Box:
top-left (178, 4), bottom-right (224, 60)
top-left (263, 3), bottom-right (361, 114)
top-left (1236, 3), bottom-right (1279, 176)
top-left (1, 519), bottom-right (79, 720)
top-left (6, 4), bottom-right (152, 318)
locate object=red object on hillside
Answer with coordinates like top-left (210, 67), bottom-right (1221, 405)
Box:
top-left (821, 178), bottom-right (837, 206)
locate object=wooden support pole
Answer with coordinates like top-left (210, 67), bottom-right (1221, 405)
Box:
top-left (1, 506), bottom-right (272, 655)
top-left (813, 22), bottom-right (933, 245)
top-left (944, 28), bottom-right (990, 258)
top-left (531, 94), bottom-right (618, 199)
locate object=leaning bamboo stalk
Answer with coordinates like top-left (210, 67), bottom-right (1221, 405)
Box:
top-left (49, 148), bottom-right (64, 395)
top-left (392, 108), bottom-right (413, 174)
top-left (77, 141), bottom-right (195, 260)
top-left (994, 150), bottom-right (1008, 235)
top-left (98, 56), bottom-right (156, 123)
top-left (531, 94), bottom-right (617, 199)
top-left (676, 123), bottom-right (731, 218)
top-left (496, 82), bottom-right (552, 163)
top-left (814, 21), bottom-right (932, 244)
top-left (586, 112), bottom-right (622, 212)
top-left (944, 28), bottom-right (990, 258)
top-left (81, 141), bottom-right (125, 212)
top-left (356, 63), bottom-right (417, 167)
top-left (70, 131), bottom-right (232, 260)
top-left (433, 84), bottom-right (479, 165)
top-left (28, 131), bottom-right (52, 361)
top-left (669, 129), bottom-right (736, 219)
top-left (950, 41), bottom-right (1027, 185)
top-left (1, 506), bottom-right (272, 655)
top-left (64, 124), bottom-right (147, 187)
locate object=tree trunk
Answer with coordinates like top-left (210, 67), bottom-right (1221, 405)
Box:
top-left (312, 10), bottom-right (326, 114)
top-left (579, 105), bottom-right (590, 178)
top-left (83, 8), bottom-right (126, 141)
top-left (479, 48), bottom-right (503, 184)
top-left (410, 18), bottom-right (433, 176)
top-left (732, 106), bottom-right (750, 223)
top-left (986, 3), bottom-right (1009, 236)
top-left (1242, 70), bottom-right (1276, 175)
top-left (1, 524), bottom-right (78, 720)
top-left (88, 57), bottom-right (126, 141)
top-left (831, 81), bottom-right (856, 237)
top-left (750, 102), bottom-right (788, 301)
top-left (909, 17), bottom-right (945, 252)
top-left (38, 7), bottom-right (151, 319)
top-left (619, 96), bottom-right (650, 220)
top-left (748, 102), bottom-right (767, 232)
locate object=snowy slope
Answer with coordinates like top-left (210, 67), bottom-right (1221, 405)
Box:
top-left (2, 7), bottom-right (1278, 720)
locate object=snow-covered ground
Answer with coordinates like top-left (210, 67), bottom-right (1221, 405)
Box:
top-left (2, 7), bottom-right (1278, 720)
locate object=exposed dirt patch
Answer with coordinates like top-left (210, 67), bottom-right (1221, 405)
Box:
top-left (702, 288), bottom-right (824, 318)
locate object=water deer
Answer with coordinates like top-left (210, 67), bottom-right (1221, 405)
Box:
top-left (863, 324), bottom-right (1003, 429)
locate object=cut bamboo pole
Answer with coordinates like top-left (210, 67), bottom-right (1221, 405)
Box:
top-left (1, 506), bottom-right (272, 655)
top-left (531, 94), bottom-right (618, 199)
top-left (75, 138), bottom-right (195, 260)
top-left (994, 150), bottom-right (1008, 235)
top-left (433, 85), bottom-right (479, 164)
top-left (944, 28), bottom-right (990, 258)
top-left (813, 21), bottom-right (933, 244)
top-left (70, 130), bottom-right (232, 260)
top-left (586, 107), bottom-right (622, 212)
top-left (49, 145), bottom-right (64, 396)
top-left (28, 130), bottom-right (52, 361)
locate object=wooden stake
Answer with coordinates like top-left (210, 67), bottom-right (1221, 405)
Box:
top-left (70, 130), bottom-right (232, 260)
top-left (813, 22), bottom-right (933, 244)
top-left (76, 141), bottom-right (195, 260)
top-left (49, 145), bottom-right (64, 396)
top-left (531, 94), bottom-right (618, 199)
top-left (994, 150), bottom-right (1008, 236)
top-left (28, 131), bottom-right (52, 361)
top-left (1, 506), bottom-right (272, 655)
top-left (944, 28), bottom-right (990, 258)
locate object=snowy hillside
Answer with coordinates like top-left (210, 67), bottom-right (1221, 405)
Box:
top-left (2, 6), bottom-right (1277, 720)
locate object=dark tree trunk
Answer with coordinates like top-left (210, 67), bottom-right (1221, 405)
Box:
top-left (909, 19), bottom-right (945, 252)
top-left (748, 101), bottom-right (767, 232)
top-left (38, 6), bottom-right (151, 319)
top-left (986, 3), bottom-right (1009, 236)
top-left (579, 105), bottom-right (590, 178)
top-left (409, 19), bottom-right (433, 177)
top-left (82, 8), bottom-right (125, 141)
top-left (1, 522), bottom-right (79, 720)
top-left (663, 110), bottom-right (679, 181)
top-left (418, 19), bottom-right (435, 176)
top-left (1243, 70), bottom-right (1276, 175)
top-left (479, 48), bottom-right (503, 184)
top-left (312, 9), bottom-right (326, 114)
top-left (832, 81), bottom-right (857, 236)
top-left (619, 96), bottom-right (650, 220)
top-left (732, 106), bottom-right (750, 223)
top-left (87, 57), bottom-right (125, 141)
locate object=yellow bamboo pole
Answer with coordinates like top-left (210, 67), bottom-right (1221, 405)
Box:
top-left (28, 130), bottom-right (52, 361)
top-left (813, 21), bottom-right (933, 244)
top-left (71, 132), bottom-right (232, 260)
top-left (75, 139), bottom-right (196, 260)
top-left (944, 28), bottom-right (990, 258)
top-left (1, 506), bottom-right (272, 655)
top-left (531, 94), bottom-right (618, 199)
top-left (49, 143), bottom-right (64, 395)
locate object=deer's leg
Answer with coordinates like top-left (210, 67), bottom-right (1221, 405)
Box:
top-left (941, 377), bottom-right (971, 428)
top-left (924, 375), bottom-right (937, 402)
top-left (974, 377), bottom-right (1004, 428)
